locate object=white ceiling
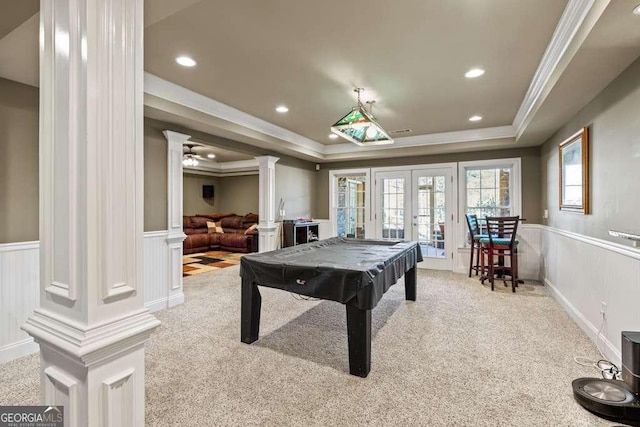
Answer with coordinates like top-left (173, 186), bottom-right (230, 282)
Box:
top-left (2, 0), bottom-right (640, 162)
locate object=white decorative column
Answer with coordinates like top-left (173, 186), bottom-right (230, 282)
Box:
top-left (22, 0), bottom-right (159, 426)
top-left (163, 130), bottom-right (189, 308)
top-left (255, 156), bottom-right (279, 252)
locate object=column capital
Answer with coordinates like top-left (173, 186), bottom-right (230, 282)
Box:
top-left (254, 155), bottom-right (280, 167)
top-left (162, 130), bottom-right (192, 144)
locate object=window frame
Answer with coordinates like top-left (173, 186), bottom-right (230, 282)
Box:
top-left (457, 158), bottom-right (522, 247)
top-left (329, 168), bottom-right (372, 239)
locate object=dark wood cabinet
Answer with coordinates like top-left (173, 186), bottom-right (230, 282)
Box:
top-left (282, 221), bottom-right (320, 247)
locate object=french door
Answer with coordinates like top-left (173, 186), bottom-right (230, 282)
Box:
top-left (374, 166), bottom-right (454, 270)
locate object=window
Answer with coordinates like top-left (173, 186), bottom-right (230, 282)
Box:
top-left (459, 159), bottom-right (521, 244)
top-left (466, 168), bottom-right (512, 218)
top-left (330, 169), bottom-right (370, 239)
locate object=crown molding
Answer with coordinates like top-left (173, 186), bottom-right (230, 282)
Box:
top-left (183, 158), bottom-right (259, 177)
top-left (144, 73), bottom-right (326, 155)
top-left (512, 0), bottom-right (610, 139)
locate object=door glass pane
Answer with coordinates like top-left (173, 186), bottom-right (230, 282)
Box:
top-left (417, 175), bottom-right (446, 259)
top-left (335, 176), bottom-right (366, 238)
top-left (381, 178), bottom-right (405, 239)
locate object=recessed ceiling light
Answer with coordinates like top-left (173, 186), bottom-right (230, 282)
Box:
top-left (469, 115), bottom-right (483, 122)
top-left (329, 134), bottom-right (338, 139)
top-left (465, 68), bottom-right (485, 78)
top-left (207, 153), bottom-right (216, 159)
top-left (276, 105), bottom-right (289, 113)
top-left (633, 4), bottom-right (640, 14)
top-left (175, 56), bottom-right (196, 67)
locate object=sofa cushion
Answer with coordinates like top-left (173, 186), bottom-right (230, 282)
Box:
top-left (189, 216), bottom-right (211, 229)
top-left (197, 213), bottom-right (235, 221)
top-left (209, 233), bottom-right (221, 246)
top-left (184, 227), bottom-right (208, 235)
top-left (220, 215), bottom-right (244, 230)
top-left (183, 216), bottom-right (192, 228)
top-left (184, 233), bottom-right (211, 250)
top-left (220, 233), bottom-right (251, 248)
top-left (242, 213), bottom-right (258, 224)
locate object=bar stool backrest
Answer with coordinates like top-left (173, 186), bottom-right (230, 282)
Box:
top-left (465, 214), bottom-right (480, 238)
top-left (485, 216), bottom-right (519, 247)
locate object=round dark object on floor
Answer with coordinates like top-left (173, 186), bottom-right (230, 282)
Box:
top-left (572, 377), bottom-right (640, 424)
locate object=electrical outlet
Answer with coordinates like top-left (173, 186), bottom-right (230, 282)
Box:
top-left (600, 302), bottom-right (607, 318)
top-left (543, 209), bottom-right (549, 219)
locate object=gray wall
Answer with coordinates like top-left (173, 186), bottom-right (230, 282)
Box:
top-left (315, 147), bottom-right (542, 222)
top-left (143, 120), bottom-right (168, 231)
top-left (0, 78), bottom-right (39, 243)
top-left (276, 158), bottom-right (316, 220)
top-left (183, 174), bottom-right (220, 216)
top-left (217, 174), bottom-right (259, 214)
top-left (541, 56), bottom-right (640, 242)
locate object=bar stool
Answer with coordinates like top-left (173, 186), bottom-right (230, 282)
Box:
top-left (479, 216), bottom-right (519, 292)
top-left (465, 214), bottom-right (487, 277)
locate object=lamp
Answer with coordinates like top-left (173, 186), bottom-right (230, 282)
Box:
top-left (330, 88), bottom-right (393, 146)
top-left (183, 144), bottom-right (199, 167)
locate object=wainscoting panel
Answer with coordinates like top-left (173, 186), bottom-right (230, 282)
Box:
top-left (143, 231), bottom-right (169, 313)
top-left (516, 225), bottom-right (542, 281)
top-left (0, 232), bottom-right (173, 364)
top-left (540, 226), bottom-right (640, 364)
top-left (454, 224), bottom-right (542, 280)
top-left (0, 242), bottom-right (40, 363)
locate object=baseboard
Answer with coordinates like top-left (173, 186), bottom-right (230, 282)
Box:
top-left (145, 297), bottom-right (167, 313)
top-left (543, 276), bottom-right (620, 365)
top-left (168, 292), bottom-right (185, 308)
top-left (0, 338), bottom-right (39, 364)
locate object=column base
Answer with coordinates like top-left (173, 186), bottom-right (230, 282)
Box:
top-left (23, 309), bottom-right (159, 426)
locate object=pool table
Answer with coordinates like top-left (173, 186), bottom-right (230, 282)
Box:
top-left (239, 237), bottom-right (423, 377)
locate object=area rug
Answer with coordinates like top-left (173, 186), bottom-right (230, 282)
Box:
top-left (182, 251), bottom-right (244, 276)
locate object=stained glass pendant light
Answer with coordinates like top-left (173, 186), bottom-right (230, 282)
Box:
top-left (330, 88), bottom-right (393, 146)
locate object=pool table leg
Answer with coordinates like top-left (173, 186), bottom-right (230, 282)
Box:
top-left (346, 305), bottom-right (371, 378)
top-left (405, 265), bottom-right (417, 301)
top-left (241, 279), bottom-right (261, 344)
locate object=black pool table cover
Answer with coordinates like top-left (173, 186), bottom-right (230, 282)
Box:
top-left (239, 237), bottom-right (423, 310)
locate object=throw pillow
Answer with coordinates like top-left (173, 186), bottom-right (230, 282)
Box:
top-left (207, 221), bottom-right (216, 234)
top-left (244, 223), bottom-right (258, 235)
top-left (207, 221), bottom-right (224, 233)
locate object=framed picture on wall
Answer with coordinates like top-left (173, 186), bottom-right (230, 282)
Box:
top-left (559, 126), bottom-right (589, 214)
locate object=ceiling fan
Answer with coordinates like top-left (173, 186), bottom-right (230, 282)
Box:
top-left (183, 144), bottom-right (200, 167)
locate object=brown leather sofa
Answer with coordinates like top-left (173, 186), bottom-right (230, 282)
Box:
top-left (183, 213), bottom-right (258, 255)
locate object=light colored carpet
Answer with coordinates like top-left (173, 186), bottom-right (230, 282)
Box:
top-left (0, 267), bottom-right (618, 426)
